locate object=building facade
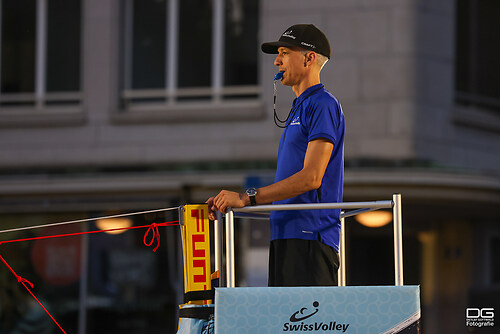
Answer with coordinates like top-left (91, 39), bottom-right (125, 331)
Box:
top-left (1, 0), bottom-right (499, 333)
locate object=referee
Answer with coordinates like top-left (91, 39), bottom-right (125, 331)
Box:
top-left (207, 24), bottom-right (345, 287)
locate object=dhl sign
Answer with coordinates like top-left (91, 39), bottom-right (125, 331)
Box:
top-left (181, 205), bottom-right (211, 304)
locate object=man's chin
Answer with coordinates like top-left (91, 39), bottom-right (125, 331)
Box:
top-left (280, 78), bottom-right (292, 86)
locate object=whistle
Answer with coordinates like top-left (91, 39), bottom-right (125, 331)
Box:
top-left (274, 71), bottom-right (284, 81)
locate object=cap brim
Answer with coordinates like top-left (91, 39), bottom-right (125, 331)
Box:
top-left (261, 41), bottom-right (298, 54)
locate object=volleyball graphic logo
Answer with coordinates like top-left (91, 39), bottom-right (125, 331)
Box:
top-left (290, 301), bottom-right (320, 322)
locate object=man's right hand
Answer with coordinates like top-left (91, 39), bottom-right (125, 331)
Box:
top-left (205, 190), bottom-right (249, 220)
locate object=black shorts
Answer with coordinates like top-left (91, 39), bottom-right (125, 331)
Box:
top-left (268, 238), bottom-right (339, 287)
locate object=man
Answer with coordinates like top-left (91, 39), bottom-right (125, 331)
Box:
top-left (207, 24), bottom-right (345, 287)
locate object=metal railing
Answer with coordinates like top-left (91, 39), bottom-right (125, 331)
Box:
top-left (214, 194), bottom-right (403, 288)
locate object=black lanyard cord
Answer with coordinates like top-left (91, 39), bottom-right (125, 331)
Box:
top-left (273, 82), bottom-right (323, 129)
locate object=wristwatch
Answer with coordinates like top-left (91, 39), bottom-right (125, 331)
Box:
top-left (245, 188), bottom-right (257, 206)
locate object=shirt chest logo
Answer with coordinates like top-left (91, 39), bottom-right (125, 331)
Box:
top-left (290, 116), bottom-right (301, 126)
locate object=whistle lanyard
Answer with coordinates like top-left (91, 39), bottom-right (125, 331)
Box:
top-left (273, 83), bottom-right (323, 129)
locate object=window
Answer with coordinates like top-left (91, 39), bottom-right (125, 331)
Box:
top-left (455, 0), bottom-right (500, 111)
top-left (0, 210), bottom-right (182, 334)
top-left (121, 0), bottom-right (260, 109)
top-left (0, 0), bottom-right (82, 108)
top-left (491, 237), bottom-right (500, 285)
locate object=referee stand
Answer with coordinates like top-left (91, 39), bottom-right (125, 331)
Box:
top-left (177, 194), bottom-right (421, 334)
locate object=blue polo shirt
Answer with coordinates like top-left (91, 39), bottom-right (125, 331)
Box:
top-left (270, 83), bottom-right (345, 251)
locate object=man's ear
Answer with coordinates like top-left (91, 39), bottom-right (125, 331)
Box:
top-left (303, 52), bottom-right (316, 67)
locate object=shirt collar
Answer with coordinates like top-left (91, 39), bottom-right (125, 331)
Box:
top-left (292, 83), bottom-right (324, 107)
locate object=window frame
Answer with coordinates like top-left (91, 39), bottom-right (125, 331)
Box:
top-left (0, 0), bottom-right (84, 127)
top-left (118, 0), bottom-right (263, 122)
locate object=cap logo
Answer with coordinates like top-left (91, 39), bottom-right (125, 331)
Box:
top-left (301, 42), bottom-right (316, 49)
top-left (282, 30), bottom-right (296, 39)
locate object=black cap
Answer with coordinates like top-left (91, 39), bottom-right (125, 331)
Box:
top-left (261, 24), bottom-right (331, 59)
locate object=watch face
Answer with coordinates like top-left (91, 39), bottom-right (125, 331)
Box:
top-left (246, 188), bottom-right (257, 196)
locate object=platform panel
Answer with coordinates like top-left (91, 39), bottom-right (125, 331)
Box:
top-left (215, 286), bottom-right (420, 334)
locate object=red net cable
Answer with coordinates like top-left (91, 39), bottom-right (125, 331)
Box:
top-left (0, 253), bottom-right (67, 334)
top-left (0, 220), bottom-right (180, 333)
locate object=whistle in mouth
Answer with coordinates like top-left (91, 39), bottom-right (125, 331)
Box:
top-left (274, 71), bottom-right (284, 81)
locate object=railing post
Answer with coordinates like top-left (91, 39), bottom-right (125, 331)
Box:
top-left (339, 214), bottom-right (346, 287)
top-left (214, 211), bottom-right (224, 287)
top-left (178, 206), bottom-right (187, 292)
top-left (225, 208), bottom-right (235, 288)
top-left (393, 194), bottom-right (404, 286)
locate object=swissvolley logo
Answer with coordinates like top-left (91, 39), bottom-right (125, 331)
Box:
top-left (282, 301), bottom-right (350, 332)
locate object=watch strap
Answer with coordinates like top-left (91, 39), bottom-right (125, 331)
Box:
top-left (246, 188), bottom-right (257, 206)
top-left (249, 194), bottom-right (256, 206)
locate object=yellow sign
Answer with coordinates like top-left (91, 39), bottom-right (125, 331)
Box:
top-left (181, 205), bottom-right (211, 304)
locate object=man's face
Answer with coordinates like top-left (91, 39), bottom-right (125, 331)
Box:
top-left (274, 47), bottom-right (307, 86)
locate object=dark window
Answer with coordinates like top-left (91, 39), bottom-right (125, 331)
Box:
top-left (224, 0), bottom-right (259, 86)
top-left (455, 0), bottom-right (500, 110)
top-left (178, 0), bottom-right (212, 88)
top-left (0, 210), bottom-right (182, 334)
top-left (346, 219), bottom-right (421, 286)
top-left (130, 0), bottom-right (167, 89)
top-left (1, 0), bottom-right (36, 93)
top-left (0, 0), bottom-right (82, 106)
top-left (123, 0), bottom-right (260, 105)
top-left (491, 237), bottom-right (500, 284)
top-left (86, 215), bottom-right (181, 334)
top-left (46, 0), bottom-right (81, 92)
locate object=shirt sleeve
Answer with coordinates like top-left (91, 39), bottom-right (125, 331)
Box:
top-left (305, 96), bottom-right (342, 145)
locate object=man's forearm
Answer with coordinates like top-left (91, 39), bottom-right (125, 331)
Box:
top-left (255, 168), bottom-right (321, 205)
top-left (207, 139), bottom-right (333, 216)
top-left (254, 139), bottom-right (333, 205)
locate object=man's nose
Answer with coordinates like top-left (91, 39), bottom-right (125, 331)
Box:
top-left (274, 55), bottom-right (282, 66)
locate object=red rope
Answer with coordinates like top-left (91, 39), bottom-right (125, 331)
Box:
top-left (0, 220), bottom-right (179, 248)
top-left (0, 254), bottom-right (67, 333)
top-left (144, 223), bottom-right (162, 252)
top-left (0, 220), bottom-right (180, 333)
